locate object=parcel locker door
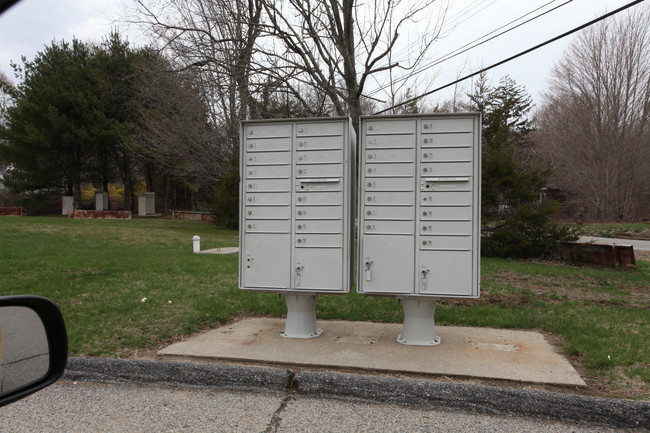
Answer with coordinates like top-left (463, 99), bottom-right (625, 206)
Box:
top-left (293, 249), bottom-right (343, 291)
top-left (360, 235), bottom-right (414, 294)
top-left (243, 234), bottom-right (290, 289)
top-left (419, 250), bottom-right (473, 296)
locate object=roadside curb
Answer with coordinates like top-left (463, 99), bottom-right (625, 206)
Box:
top-left (64, 357), bottom-right (292, 394)
top-left (297, 371), bottom-right (650, 431)
top-left (63, 357), bottom-right (650, 431)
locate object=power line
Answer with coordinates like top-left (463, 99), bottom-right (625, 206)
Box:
top-left (367, 0), bottom-right (571, 99)
top-left (374, 0), bottom-right (646, 114)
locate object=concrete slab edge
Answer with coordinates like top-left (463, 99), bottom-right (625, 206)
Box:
top-left (63, 357), bottom-right (292, 394)
top-left (62, 358), bottom-right (650, 431)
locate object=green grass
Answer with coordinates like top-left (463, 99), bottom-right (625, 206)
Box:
top-left (0, 216), bottom-right (648, 399)
top-left (578, 222), bottom-right (650, 239)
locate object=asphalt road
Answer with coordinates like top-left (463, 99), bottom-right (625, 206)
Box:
top-left (0, 381), bottom-right (636, 433)
top-left (579, 236), bottom-right (650, 251)
top-left (1, 358), bottom-right (647, 432)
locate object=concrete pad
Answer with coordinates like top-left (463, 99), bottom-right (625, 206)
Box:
top-left (158, 318), bottom-right (585, 387)
top-left (198, 247), bottom-right (239, 255)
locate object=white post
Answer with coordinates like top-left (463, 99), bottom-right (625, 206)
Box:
top-left (192, 235), bottom-right (201, 253)
top-left (397, 297), bottom-right (441, 346)
top-left (281, 293), bottom-right (322, 339)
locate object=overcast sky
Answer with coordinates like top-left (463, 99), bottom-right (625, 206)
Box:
top-left (0, 0), bottom-right (642, 107)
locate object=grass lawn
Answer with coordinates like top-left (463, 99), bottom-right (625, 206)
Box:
top-left (578, 221), bottom-right (650, 240)
top-left (0, 216), bottom-right (648, 400)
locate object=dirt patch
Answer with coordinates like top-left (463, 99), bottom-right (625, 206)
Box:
top-left (481, 270), bottom-right (650, 309)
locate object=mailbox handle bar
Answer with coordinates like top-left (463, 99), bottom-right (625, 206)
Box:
top-left (298, 178), bottom-right (341, 183)
top-left (424, 177), bottom-right (470, 182)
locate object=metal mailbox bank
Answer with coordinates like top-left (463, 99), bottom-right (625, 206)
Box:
top-left (239, 117), bottom-right (355, 338)
top-left (358, 113), bottom-right (481, 346)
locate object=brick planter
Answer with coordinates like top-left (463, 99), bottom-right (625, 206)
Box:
top-left (67, 210), bottom-right (132, 219)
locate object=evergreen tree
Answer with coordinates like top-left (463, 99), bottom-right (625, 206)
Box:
top-left (0, 39), bottom-right (102, 207)
top-left (468, 75), bottom-right (576, 258)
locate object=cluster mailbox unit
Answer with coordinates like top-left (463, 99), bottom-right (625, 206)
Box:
top-left (239, 117), bottom-right (355, 338)
top-left (357, 113), bottom-right (481, 345)
top-left (239, 113), bottom-right (480, 346)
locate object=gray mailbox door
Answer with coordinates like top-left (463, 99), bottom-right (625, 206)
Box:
top-left (358, 114), bottom-right (480, 298)
top-left (239, 117), bottom-right (355, 293)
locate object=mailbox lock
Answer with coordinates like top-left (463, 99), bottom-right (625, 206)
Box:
top-left (297, 238), bottom-right (302, 244)
top-left (248, 143), bottom-right (253, 148)
top-left (367, 168), bottom-right (373, 173)
top-left (424, 138), bottom-right (429, 143)
top-left (364, 260), bottom-right (374, 281)
top-left (367, 211), bottom-right (372, 216)
top-left (423, 168), bottom-right (428, 173)
top-left (297, 211), bottom-right (303, 216)
top-left (298, 142), bottom-right (303, 147)
top-left (298, 197), bottom-right (303, 202)
top-left (298, 169), bottom-right (303, 174)
top-left (423, 153), bottom-right (428, 158)
top-left (298, 128), bottom-right (305, 133)
top-left (247, 211), bottom-right (252, 216)
top-left (297, 224), bottom-right (303, 229)
top-left (368, 125), bottom-right (375, 131)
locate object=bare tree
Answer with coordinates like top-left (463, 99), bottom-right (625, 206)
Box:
top-left (260, 0), bottom-right (445, 129)
top-left (130, 0), bottom-right (264, 165)
top-left (535, 4), bottom-right (650, 220)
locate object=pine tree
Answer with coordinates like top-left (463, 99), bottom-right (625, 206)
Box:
top-left (468, 75), bottom-right (576, 258)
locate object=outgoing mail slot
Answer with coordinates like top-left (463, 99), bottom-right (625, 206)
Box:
top-left (246, 178), bottom-right (291, 192)
top-left (421, 118), bottom-right (473, 133)
top-left (366, 148), bottom-right (415, 163)
top-left (365, 206), bottom-right (414, 220)
top-left (366, 134), bottom-right (415, 149)
top-left (296, 206), bottom-right (343, 220)
top-left (297, 177), bottom-right (341, 192)
top-left (364, 220), bottom-right (414, 235)
top-left (365, 119), bottom-right (416, 135)
top-left (245, 123), bottom-right (292, 138)
top-left (245, 206), bottom-right (291, 219)
top-left (245, 165), bottom-right (291, 179)
top-left (365, 177), bottom-right (415, 192)
top-left (246, 151), bottom-right (291, 166)
top-left (296, 191), bottom-right (342, 206)
top-left (246, 137), bottom-right (291, 152)
top-left (296, 163), bottom-right (343, 178)
top-left (420, 206), bottom-right (471, 221)
top-left (420, 191), bottom-right (473, 206)
top-left (421, 133), bottom-right (472, 148)
top-left (420, 235), bottom-right (472, 250)
top-left (296, 136), bottom-right (343, 150)
top-left (421, 162), bottom-right (473, 176)
top-left (365, 191), bottom-right (415, 206)
top-left (245, 219), bottom-right (290, 233)
top-left (296, 122), bottom-right (344, 137)
top-left (419, 220), bottom-right (472, 236)
top-left (296, 219), bottom-right (342, 234)
top-left (421, 177), bottom-right (471, 192)
top-left (296, 149), bottom-right (342, 165)
top-left (295, 234), bottom-right (342, 248)
top-left (245, 192), bottom-right (291, 206)
top-left (365, 163), bottom-right (414, 178)
top-left (420, 147), bottom-right (473, 162)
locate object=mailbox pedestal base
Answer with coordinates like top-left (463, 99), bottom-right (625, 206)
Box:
top-left (281, 293), bottom-right (323, 339)
top-left (397, 298), bottom-right (441, 346)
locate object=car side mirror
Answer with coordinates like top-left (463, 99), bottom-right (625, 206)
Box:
top-left (0, 296), bottom-right (68, 407)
